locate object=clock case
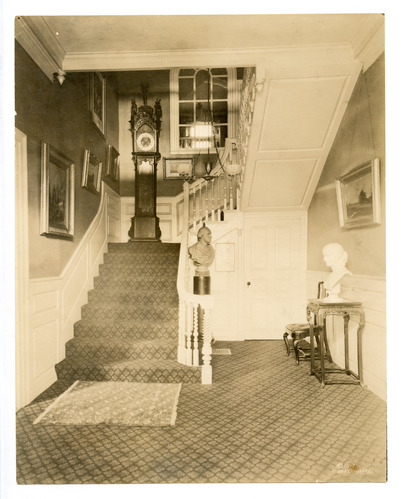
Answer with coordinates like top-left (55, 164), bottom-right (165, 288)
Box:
top-left (128, 84), bottom-right (162, 241)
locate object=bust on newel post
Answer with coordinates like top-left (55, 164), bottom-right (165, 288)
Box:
top-left (188, 225), bottom-right (215, 384)
top-left (188, 225), bottom-right (215, 295)
top-left (322, 243), bottom-right (352, 302)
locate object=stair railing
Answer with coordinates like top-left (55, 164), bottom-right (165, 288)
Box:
top-left (176, 68), bottom-right (258, 384)
top-left (176, 180), bottom-right (215, 384)
top-left (187, 138), bottom-right (241, 232)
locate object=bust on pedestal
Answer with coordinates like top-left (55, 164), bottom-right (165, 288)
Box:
top-left (322, 242), bottom-right (352, 302)
top-left (188, 226), bottom-right (215, 295)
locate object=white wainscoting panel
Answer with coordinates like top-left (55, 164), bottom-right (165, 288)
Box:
top-left (121, 195), bottom-right (183, 243)
top-left (307, 270), bottom-right (386, 401)
top-left (26, 183), bottom-right (119, 405)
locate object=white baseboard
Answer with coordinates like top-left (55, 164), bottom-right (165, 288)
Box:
top-left (24, 184), bottom-right (120, 407)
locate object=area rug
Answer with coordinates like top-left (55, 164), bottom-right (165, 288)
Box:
top-left (212, 348), bottom-right (231, 356)
top-left (33, 381), bottom-right (182, 426)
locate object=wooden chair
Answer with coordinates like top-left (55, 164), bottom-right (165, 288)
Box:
top-left (283, 282), bottom-right (332, 365)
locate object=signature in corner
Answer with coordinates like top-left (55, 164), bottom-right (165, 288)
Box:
top-left (332, 463), bottom-right (372, 475)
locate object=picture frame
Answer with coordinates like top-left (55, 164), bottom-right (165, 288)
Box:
top-left (105, 145), bottom-right (120, 181)
top-left (82, 149), bottom-right (102, 193)
top-left (335, 158), bottom-right (381, 229)
top-left (90, 72), bottom-right (106, 135)
top-left (40, 142), bottom-right (75, 239)
top-left (163, 157), bottom-right (194, 179)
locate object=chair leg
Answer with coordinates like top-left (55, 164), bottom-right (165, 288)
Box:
top-left (293, 339), bottom-right (300, 365)
top-left (283, 332), bottom-right (290, 356)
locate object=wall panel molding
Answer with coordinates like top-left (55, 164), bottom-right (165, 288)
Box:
top-left (307, 270), bottom-right (386, 401)
top-left (26, 183), bottom-right (119, 405)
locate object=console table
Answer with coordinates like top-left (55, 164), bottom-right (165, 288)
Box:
top-left (307, 299), bottom-right (365, 387)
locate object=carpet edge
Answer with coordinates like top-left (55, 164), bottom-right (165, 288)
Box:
top-left (170, 383), bottom-right (182, 426)
top-left (33, 380), bottom-right (79, 425)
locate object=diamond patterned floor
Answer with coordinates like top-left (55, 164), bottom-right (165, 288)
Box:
top-left (16, 340), bottom-right (387, 484)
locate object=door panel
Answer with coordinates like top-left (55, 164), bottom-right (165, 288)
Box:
top-left (243, 215), bottom-right (306, 339)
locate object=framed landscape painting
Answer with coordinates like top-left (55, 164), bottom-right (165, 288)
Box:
top-left (106, 145), bottom-right (120, 181)
top-left (90, 72), bottom-right (106, 135)
top-left (335, 158), bottom-right (381, 229)
top-left (40, 142), bottom-right (75, 239)
top-left (82, 149), bottom-right (102, 193)
top-left (163, 157), bottom-right (193, 179)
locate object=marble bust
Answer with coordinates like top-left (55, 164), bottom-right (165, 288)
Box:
top-left (188, 226), bottom-right (215, 276)
top-left (322, 243), bottom-right (352, 302)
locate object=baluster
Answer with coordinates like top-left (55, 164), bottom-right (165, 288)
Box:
top-left (223, 175), bottom-right (228, 211)
top-left (229, 176), bottom-right (234, 210)
top-left (177, 299), bottom-right (186, 364)
top-left (199, 183), bottom-right (203, 225)
top-left (205, 183), bottom-right (209, 222)
top-left (236, 178), bottom-right (241, 211)
top-left (217, 176), bottom-right (221, 220)
top-left (185, 302), bottom-right (193, 366)
top-left (192, 186), bottom-right (196, 230)
top-left (211, 180), bottom-right (215, 220)
top-left (201, 305), bottom-right (213, 384)
top-left (192, 304), bottom-right (200, 366)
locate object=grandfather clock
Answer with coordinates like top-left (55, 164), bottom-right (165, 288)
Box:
top-left (128, 82), bottom-right (162, 241)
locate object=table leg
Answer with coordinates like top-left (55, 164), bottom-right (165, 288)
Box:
top-left (283, 332), bottom-right (290, 356)
top-left (357, 311), bottom-right (365, 384)
top-left (344, 313), bottom-right (350, 374)
top-left (320, 320), bottom-right (325, 387)
top-left (309, 322), bottom-right (315, 376)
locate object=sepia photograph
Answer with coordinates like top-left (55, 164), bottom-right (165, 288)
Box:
top-left (2, 3), bottom-right (404, 499)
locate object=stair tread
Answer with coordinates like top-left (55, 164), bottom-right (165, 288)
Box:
top-left (67, 337), bottom-right (176, 347)
top-left (75, 317), bottom-right (177, 325)
top-left (58, 357), bottom-right (200, 370)
top-left (58, 240), bottom-right (199, 384)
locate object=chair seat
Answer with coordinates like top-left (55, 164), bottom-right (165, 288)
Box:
top-left (285, 323), bottom-right (310, 332)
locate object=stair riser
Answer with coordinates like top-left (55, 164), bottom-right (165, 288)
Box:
top-left (107, 243), bottom-right (180, 254)
top-left (81, 305), bottom-right (178, 321)
top-left (98, 266), bottom-right (178, 278)
top-left (66, 342), bottom-right (178, 361)
top-left (57, 241), bottom-right (198, 386)
top-left (74, 323), bottom-right (178, 341)
top-left (93, 276), bottom-right (177, 291)
top-left (87, 291), bottom-right (178, 306)
top-left (55, 365), bottom-right (201, 384)
top-left (103, 254), bottom-right (179, 265)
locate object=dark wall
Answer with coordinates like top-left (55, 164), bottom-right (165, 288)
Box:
top-left (307, 54), bottom-right (385, 277)
top-left (15, 41), bottom-right (119, 278)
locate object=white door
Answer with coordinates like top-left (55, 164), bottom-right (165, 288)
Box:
top-left (15, 129), bottom-right (31, 409)
top-left (243, 214), bottom-right (306, 339)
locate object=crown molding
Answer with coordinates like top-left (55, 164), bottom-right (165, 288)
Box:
top-left (350, 14), bottom-right (385, 71)
top-left (15, 17), bottom-right (65, 81)
top-left (23, 16), bottom-right (66, 67)
top-left (62, 44), bottom-right (355, 72)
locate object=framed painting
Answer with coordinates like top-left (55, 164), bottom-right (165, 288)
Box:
top-left (82, 149), bottom-right (102, 193)
top-left (90, 72), bottom-right (106, 135)
top-left (40, 142), bottom-right (75, 239)
top-left (106, 145), bottom-right (120, 181)
top-left (335, 158), bottom-right (381, 229)
top-left (163, 157), bottom-right (193, 179)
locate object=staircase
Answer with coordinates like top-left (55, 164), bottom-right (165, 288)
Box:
top-left (55, 242), bottom-right (202, 384)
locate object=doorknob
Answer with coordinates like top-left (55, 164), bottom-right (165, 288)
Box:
top-left (247, 281), bottom-right (251, 286)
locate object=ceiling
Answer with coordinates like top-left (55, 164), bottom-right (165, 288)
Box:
top-left (15, 14), bottom-right (385, 212)
top-left (39, 14), bottom-right (368, 53)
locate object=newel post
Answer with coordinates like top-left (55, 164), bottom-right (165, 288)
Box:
top-left (201, 301), bottom-right (213, 384)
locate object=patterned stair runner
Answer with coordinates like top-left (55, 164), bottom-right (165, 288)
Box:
top-left (55, 242), bottom-right (201, 384)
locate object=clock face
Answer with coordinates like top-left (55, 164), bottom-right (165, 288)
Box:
top-left (136, 132), bottom-right (155, 152)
